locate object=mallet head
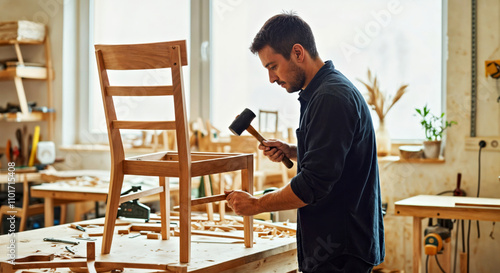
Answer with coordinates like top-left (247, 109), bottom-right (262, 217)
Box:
top-left (229, 108), bottom-right (256, 136)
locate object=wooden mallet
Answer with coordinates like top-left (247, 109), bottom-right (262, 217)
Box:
top-left (229, 108), bottom-right (293, 169)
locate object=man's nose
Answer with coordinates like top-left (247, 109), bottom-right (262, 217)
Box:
top-left (268, 70), bottom-right (278, 83)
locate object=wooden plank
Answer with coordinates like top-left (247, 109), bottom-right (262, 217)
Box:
top-left (160, 177), bottom-right (171, 240)
top-left (107, 86), bottom-right (173, 96)
top-left (242, 156), bottom-right (254, 248)
top-left (6, 261), bottom-right (186, 272)
top-left (112, 120), bottom-right (176, 130)
top-left (191, 194), bottom-right (227, 206)
top-left (413, 217), bottom-right (422, 273)
top-left (395, 195), bottom-right (500, 221)
top-left (119, 186), bottom-right (163, 204)
top-left (126, 151), bottom-right (172, 161)
top-left (13, 76), bottom-right (29, 114)
top-left (10, 261), bottom-right (88, 269)
top-left (203, 175), bottom-right (214, 221)
top-left (455, 202), bottom-right (500, 208)
top-left (173, 230), bottom-right (245, 240)
top-left (87, 241), bottom-right (97, 273)
top-left (171, 43), bottom-right (193, 264)
top-left (218, 249), bottom-right (297, 273)
top-left (191, 156), bottom-right (249, 177)
top-left (123, 160), bottom-right (180, 177)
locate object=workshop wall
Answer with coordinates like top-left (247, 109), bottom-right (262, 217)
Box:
top-left (379, 1), bottom-right (500, 272)
top-left (0, 0), bottom-right (64, 163)
top-left (1, 0), bottom-right (498, 272)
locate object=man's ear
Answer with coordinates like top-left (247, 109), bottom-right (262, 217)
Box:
top-left (292, 44), bottom-right (305, 62)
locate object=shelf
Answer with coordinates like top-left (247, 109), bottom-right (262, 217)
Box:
top-left (1, 111), bottom-right (52, 122)
top-left (0, 66), bottom-right (48, 80)
top-left (378, 155), bottom-right (445, 163)
top-left (0, 39), bottom-right (44, 45)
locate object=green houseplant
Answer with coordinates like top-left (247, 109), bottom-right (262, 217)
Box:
top-left (415, 105), bottom-right (457, 158)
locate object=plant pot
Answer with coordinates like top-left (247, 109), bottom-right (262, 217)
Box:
top-left (376, 120), bottom-right (391, 156)
top-left (423, 140), bottom-right (441, 158)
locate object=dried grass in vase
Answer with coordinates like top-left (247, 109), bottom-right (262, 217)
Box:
top-left (357, 69), bottom-right (408, 122)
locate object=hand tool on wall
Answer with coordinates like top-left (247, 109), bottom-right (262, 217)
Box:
top-left (6, 139), bottom-right (12, 162)
top-left (229, 108), bottom-right (293, 169)
top-left (15, 128), bottom-right (24, 166)
top-left (27, 134), bottom-right (32, 166)
top-left (28, 125), bottom-right (40, 167)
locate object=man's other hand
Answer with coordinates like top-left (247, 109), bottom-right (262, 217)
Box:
top-left (225, 190), bottom-right (261, 216)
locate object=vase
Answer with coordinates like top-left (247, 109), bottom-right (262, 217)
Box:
top-left (423, 140), bottom-right (441, 158)
top-left (376, 120), bottom-right (391, 157)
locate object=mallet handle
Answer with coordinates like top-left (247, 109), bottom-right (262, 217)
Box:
top-left (246, 125), bottom-right (294, 169)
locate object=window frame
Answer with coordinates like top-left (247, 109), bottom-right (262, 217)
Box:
top-left (71, 0), bottom-right (448, 150)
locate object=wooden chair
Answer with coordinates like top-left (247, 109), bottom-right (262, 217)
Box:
top-left (95, 40), bottom-right (253, 263)
top-left (258, 110), bottom-right (279, 138)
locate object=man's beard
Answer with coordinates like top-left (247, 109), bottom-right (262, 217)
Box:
top-left (284, 61), bottom-right (306, 93)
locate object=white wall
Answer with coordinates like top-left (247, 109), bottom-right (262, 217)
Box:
top-left (380, 1), bottom-right (500, 272)
top-left (0, 0), bottom-right (64, 157)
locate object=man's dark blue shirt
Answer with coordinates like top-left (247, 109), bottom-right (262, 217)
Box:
top-left (290, 60), bottom-right (385, 272)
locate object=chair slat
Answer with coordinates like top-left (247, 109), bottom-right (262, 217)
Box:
top-left (107, 86), bottom-right (173, 96)
top-left (112, 121), bottom-right (176, 130)
top-left (95, 40), bottom-right (187, 70)
top-left (119, 186), bottom-right (164, 204)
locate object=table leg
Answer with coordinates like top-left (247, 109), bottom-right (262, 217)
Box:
top-left (44, 198), bottom-right (54, 227)
top-left (413, 217), bottom-right (422, 273)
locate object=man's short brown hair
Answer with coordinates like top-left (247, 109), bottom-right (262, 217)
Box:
top-left (250, 12), bottom-right (318, 60)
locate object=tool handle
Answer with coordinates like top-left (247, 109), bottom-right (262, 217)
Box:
top-left (246, 125), bottom-right (294, 169)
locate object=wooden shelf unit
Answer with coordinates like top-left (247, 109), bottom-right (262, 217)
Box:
top-left (0, 27), bottom-right (54, 140)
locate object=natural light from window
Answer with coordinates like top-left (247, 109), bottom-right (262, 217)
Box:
top-left (210, 0), bottom-right (443, 141)
top-left (89, 0), bottom-right (190, 134)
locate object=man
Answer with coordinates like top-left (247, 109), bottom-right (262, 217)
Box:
top-left (225, 12), bottom-right (385, 273)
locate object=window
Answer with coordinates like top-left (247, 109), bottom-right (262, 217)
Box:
top-left (210, 0), bottom-right (444, 141)
top-left (86, 0), bottom-right (190, 136)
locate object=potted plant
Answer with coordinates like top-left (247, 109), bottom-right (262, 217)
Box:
top-left (415, 105), bottom-right (457, 158)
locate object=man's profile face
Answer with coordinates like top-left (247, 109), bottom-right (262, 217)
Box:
top-left (258, 45), bottom-right (305, 93)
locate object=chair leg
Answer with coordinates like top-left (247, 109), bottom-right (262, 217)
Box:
top-left (203, 175), bottom-right (214, 222)
top-left (242, 159), bottom-right (254, 248)
top-left (101, 171), bottom-right (124, 254)
top-left (59, 204), bottom-right (67, 224)
top-left (20, 174), bottom-right (29, 231)
top-left (179, 173), bottom-right (191, 263)
top-left (219, 173), bottom-right (225, 221)
top-left (159, 177), bottom-right (170, 240)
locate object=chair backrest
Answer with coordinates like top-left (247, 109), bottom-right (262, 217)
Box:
top-left (258, 110), bottom-right (278, 136)
top-left (94, 41), bottom-right (190, 170)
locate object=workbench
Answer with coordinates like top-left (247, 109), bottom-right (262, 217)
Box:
top-left (395, 195), bottom-right (500, 273)
top-left (0, 217), bottom-right (298, 272)
top-left (30, 178), bottom-right (179, 227)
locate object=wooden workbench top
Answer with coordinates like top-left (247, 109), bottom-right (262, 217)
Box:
top-left (0, 218), bottom-right (297, 272)
top-left (395, 195), bottom-right (500, 221)
top-left (395, 195), bottom-right (500, 207)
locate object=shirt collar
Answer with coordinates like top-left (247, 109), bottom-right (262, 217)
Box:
top-left (298, 60), bottom-right (334, 102)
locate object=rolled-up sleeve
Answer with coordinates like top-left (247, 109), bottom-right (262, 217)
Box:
top-left (290, 89), bottom-right (359, 204)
